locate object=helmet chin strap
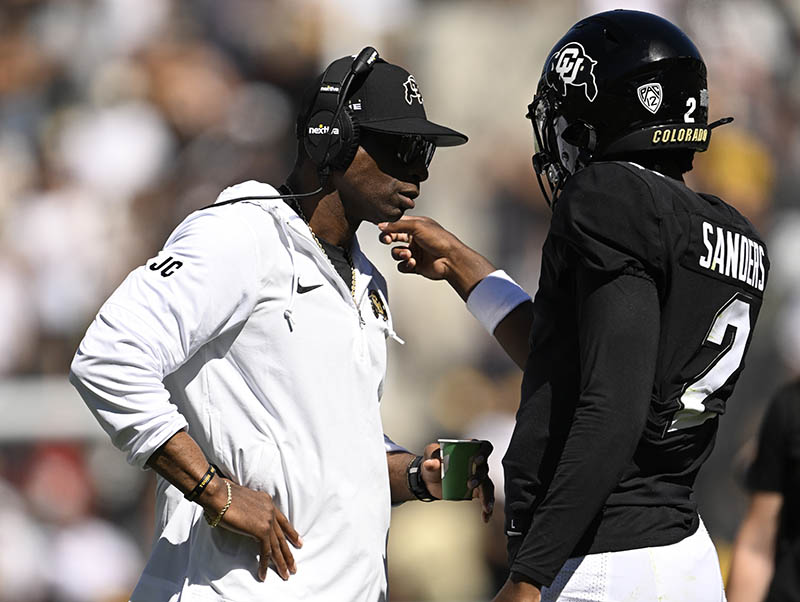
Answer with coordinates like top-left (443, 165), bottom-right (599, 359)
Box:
top-left (708, 116), bottom-right (734, 130)
top-left (560, 121), bottom-right (597, 156)
top-left (532, 152), bottom-right (567, 207)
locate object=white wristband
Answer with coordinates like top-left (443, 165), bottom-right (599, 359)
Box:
top-left (466, 270), bottom-right (531, 334)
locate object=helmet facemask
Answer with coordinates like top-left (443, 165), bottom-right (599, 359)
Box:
top-left (527, 89), bottom-right (595, 207)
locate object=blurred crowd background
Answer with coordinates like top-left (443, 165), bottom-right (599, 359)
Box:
top-left (1, 0), bottom-right (799, 600)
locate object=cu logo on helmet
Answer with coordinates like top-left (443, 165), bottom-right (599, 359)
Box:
top-left (549, 42), bottom-right (598, 102)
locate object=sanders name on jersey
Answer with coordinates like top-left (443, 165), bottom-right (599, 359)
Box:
top-left (698, 221), bottom-right (766, 291)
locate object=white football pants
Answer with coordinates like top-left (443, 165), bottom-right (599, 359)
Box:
top-left (541, 518), bottom-right (726, 602)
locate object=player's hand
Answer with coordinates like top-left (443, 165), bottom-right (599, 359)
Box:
top-left (378, 216), bottom-right (457, 280)
top-left (378, 216), bottom-right (496, 299)
top-left (419, 441), bottom-right (495, 522)
top-left (471, 439), bottom-right (495, 523)
top-left (492, 575), bottom-right (542, 602)
top-left (202, 479), bottom-right (303, 582)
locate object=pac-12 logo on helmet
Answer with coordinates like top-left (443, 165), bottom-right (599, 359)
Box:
top-left (549, 42), bottom-right (598, 102)
top-left (637, 83), bottom-right (663, 114)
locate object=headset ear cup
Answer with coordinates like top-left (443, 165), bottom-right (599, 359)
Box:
top-left (303, 109), bottom-right (335, 167)
top-left (329, 111), bottom-right (359, 170)
top-left (302, 108), bottom-right (359, 171)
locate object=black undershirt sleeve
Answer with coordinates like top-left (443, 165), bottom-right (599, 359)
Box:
top-left (510, 268), bottom-right (661, 586)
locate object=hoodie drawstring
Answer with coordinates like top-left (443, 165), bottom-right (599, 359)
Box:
top-left (270, 207), bottom-right (298, 331)
top-left (377, 288), bottom-right (404, 344)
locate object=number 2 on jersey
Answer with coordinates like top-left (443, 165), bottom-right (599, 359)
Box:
top-left (669, 294), bottom-right (753, 432)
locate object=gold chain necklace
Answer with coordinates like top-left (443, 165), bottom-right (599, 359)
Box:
top-left (288, 196), bottom-right (357, 303)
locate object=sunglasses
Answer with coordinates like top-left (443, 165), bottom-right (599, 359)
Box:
top-left (361, 131), bottom-right (436, 168)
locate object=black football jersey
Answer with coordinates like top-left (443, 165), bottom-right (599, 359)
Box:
top-left (504, 161), bottom-right (768, 585)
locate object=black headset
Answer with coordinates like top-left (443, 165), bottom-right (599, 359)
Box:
top-left (210, 47), bottom-right (379, 207)
top-left (302, 46), bottom-right (379, 174)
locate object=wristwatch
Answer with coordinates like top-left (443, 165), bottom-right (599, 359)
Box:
top-left (407, 455), bottom-right (435, 502)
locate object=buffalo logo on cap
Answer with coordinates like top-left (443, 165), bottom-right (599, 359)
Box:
top-left (549, 42), bottom-right (598, 102)
top-left (403, 75), bottom-right (423, 105)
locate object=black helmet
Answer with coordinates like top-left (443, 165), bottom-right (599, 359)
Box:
top-left (528, 9), bottom-right (732, 204)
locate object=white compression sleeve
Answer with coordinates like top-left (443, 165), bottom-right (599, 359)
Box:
top-left (466, 270), bottom-right (531, 334)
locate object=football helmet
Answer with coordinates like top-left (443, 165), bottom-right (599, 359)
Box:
top-left (528, 9), bottom-right (732, 205)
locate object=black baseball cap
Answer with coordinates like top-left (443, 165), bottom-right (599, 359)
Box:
top-left (298, 56), bottom-right (468, 147)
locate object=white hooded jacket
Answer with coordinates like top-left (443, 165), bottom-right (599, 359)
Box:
top-left (70, 181), bottom-right (405, 601)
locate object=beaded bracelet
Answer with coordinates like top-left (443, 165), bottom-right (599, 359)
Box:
top-left (205, 480), bottom-right (232, 528)
top-left (185, 464), bottom-right (217, 502)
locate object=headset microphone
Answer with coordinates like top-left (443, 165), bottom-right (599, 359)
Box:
top-left (208, 47), bottom-right (379, 209)
top-left (349, 46), bottom-right (379, 77)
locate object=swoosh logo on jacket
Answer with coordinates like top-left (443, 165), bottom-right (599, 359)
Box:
top-left (297, 283), bottom-right (323, 294)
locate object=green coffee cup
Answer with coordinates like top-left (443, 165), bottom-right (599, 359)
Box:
top-left (438, 439), bottom-right (489, 500)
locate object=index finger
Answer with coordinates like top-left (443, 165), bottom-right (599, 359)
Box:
top-left (468, 440), bottom-right (493, 480)
top-left (377, 215), bottom-right (428, 235)
top-left (469, 459), bottom-right (490, 483)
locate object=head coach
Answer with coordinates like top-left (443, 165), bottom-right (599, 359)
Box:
top-left (70, 47), bottom-right (493, 601)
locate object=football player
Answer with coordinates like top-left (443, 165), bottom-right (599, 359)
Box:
top-left (379, 9), bottom-right (767, 601)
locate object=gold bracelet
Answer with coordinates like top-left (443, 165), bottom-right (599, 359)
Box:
top-left (205, 480), bottom-right (232, 528)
